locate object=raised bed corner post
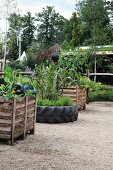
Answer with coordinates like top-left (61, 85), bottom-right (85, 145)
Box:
top-left (11, 99), bottom-right (16, 146)
top-left (30, 94), bottom-right (37, 135)
top-left (86, 69), bottom-right (90, 104)
top-left (76, 86), bottom-right (78, 105)
top-left (23, 96), bottom-right (28, 139)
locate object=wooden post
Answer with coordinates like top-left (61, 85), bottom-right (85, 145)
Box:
top-left (30, 94), bottom-right (37, 134)
top-left (24, 96), bottom-right (28, 139)
top-left (76, 86), bottom-right (78, 106)
top-left (86, 70), bottom-right (90, 104)
top-left (11, 99), bottom-right (16, 145)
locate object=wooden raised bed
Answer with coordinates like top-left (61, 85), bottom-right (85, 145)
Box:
top-left (62, 86), bottom-right (86, 110)
top-left (0, 96), bottom-right (37, 145)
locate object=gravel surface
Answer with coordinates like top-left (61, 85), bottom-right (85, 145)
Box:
top-left (0, 102), bottom-right (113, 170)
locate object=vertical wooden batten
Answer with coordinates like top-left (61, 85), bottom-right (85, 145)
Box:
top-left (11, 99), bottom-right (16, 145)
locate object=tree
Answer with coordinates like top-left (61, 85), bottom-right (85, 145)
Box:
top-left (36, 6), bottom-right (68, 50)
top-left (0, 43), bottom-right (3, 58)
top-left (106, 0), bottom-right (113, 25)
top-left (7, 12), bottom-right (36, 61)
top-left (77, 0), bottom-right (113, 46)
top-left (21, 12), bottom-right (36, 52)
top-left (0, 0), bottom-right (18, 68)
top-left (8, 13), bottom-right (22, 29)
top-left (8, 13), bottom-right (22, 60)
top-left (70, 12), bottom-right (80, 47)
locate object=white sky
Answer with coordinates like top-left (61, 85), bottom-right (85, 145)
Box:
top-left (0, 0), bottom-right (75, 33)
top-left (17, 0), bottom-right (75, 19)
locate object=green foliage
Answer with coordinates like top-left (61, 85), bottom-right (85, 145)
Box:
top-left (77, 0), bottom-right (113, 45)
top-left (70, 12), bottom-right (80, 47)
top-left (25, 55), bottom-right (36, 70)
top-left (7, 34), bottom-right (19, 60)
top-left (37, 96), bottom-right (73, 106)
top-left (0, 66), bottom-right (33, 99)
top-left (34, 49), bottom-right (103, 102)
top-left (60, 49), bottom-right (91, 78)
top-left (36, 6), bottom-right (68, 50)
top-left (34, 63), bottom-right (58, 100)
top-left (61, 40), bottom-right (72, 51)
top-left (78, 76), bottom-right (102, 90)
top-left (8, 60), bottom-right (25, 70)
top-left (34, 62), bottom-right (72, 100)
top-left (8, 12), bottom-right (36, 61)
top-left (89, 88), bottom-right (113, 102)
top-left (96, 46), bottom-right (113, 51)
top-left (21, 12), bottom-right (36, 52)
top-left (55, 96), bottom-right (73, 106)
top-left (8, 13), bottom-right (23, 60)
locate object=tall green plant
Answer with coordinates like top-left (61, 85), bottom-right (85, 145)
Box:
top-left (34, 63), bottom-right (69, 100)
top-left (60, 49), bottom-right (91, 80)
top-left (34, 63), bottom-right (58, 99)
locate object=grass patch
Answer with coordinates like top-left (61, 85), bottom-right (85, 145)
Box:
top-left (37, 96), bottom-right (73, 106)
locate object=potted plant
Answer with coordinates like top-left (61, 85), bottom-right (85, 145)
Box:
top-left (34, 63), bottom-right (78, 123)
top-left (0, 67), bottom-right (37, 145)
top-left (59, 50), bottom-right (91, 110)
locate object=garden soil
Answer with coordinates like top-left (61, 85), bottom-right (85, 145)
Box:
top-left (0, 102), bottom-right (113, 170)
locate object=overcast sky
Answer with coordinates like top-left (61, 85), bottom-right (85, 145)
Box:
top-left (0, 0), bottom-right (75, 33)
top-left (18, 0), bottom-right (75, 19)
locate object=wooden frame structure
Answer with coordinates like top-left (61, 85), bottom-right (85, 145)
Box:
top-left (62, 86), bottom-right (86, 110)
top-left (0, 96), bottom-right (37, 145)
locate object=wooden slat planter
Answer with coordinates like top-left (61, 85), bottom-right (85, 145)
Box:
top-left (0, 96), bottom-right (37, 145)
top-left (62, 86), bottom-right (86, 110)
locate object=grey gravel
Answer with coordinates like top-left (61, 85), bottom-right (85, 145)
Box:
top-left (0, 102), bottom-right (113, 170)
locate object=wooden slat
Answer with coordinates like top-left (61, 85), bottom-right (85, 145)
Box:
top-left (90, 73), bottom-right (113, 76)
top-left (27, 111), bottom-right (35, 117)
top-left (62, 94), bottom-right (76, 97)
top-left (0, 112), bottom-right (12, 117)
top-left (16, 103), bottom-right (25, 109)
top-left (26, 122), bottom-right (34, 129)
top-left (15, 118), bottom-right (24, 124)
top-left (27, 113), bottom-right (34, 119)
top-left (0, 134), bottom-right (10, 139)
top-left (62, 89), bottom-right (77, 93)
top-left (27, 107), bottom-right (35, 113)
top-left (15, 110), bottom-right (25, 116)
top-left (28, 100), bottom-right (35, 105)
top-left (0, 103), bottom-right (13, 109)
top-left (16, 97), bottom-right (25, 103)
top-left (64, 86), bottom-right (76, 89)
top-left (15, 115), bottom-right (25, 121)
top-left (0, 119), bottom-right (11, 124)
top-left (0, 126), bottom-right (11, 132)
top-left (14, 131), bottom-right (24, 139)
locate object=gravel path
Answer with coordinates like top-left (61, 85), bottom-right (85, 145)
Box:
top-left (0, 102), bottom-right (113, 170)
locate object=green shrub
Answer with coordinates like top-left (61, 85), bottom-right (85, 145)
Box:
top-left (37, 96), bottom-right (73, 106)
top-left (89, 88), bottom-right (113, 102)
top-left (0, 66), bottom-right (34, 99)
top-left (55, 96), bottom-right (73, 106)
top-left (8, 60), bottom-right (25, 70)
